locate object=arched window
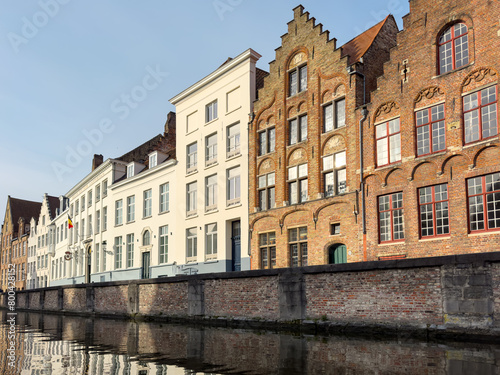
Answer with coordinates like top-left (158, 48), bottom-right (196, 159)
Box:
top-left (438, 23), bottom-right (469, 74)
top-left (143, 230), bottom-right (150, 246)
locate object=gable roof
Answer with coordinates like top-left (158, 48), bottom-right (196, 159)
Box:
top-left (46, 195), bottom-right (61, 220)
top-left (9, 197), bottom-right (42, 234)
top-left (341, 15), bottom-right (391, 65)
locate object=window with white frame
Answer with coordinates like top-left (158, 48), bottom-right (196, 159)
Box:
top-left (289, 227), bottom-right (308, 267)
top-left (379, 192), bottom-right (404, 243)
top-left (288, 164), bottom-right (308, 204)
top-left (438, 23), bottom-right (469, 75)
top-left (96, 184), bottom-right (101, 202)
top-left (143, 189), bottom-right (152, 218)
top-left (187, 182), bottom-right (197, 215)
top-left (88, 191), bottom-right (92, 207)
top-left (103, 207), bottom-right (107, 231)
top-left (159, 225), bottom-right (168, 264)
top-left (149, 153), bottom-right (157, 168)
top-left (464, 85), bottom-right (498, 144)
top-left (258, 172), bottom-right (275, 211)
top-left (419, 184), bottom-right (450, 238)
top-left (88, 215), bottom-right (92, 237)
top-left (126, 234), bottom-right (134, 268)
top-left (81, 196), bottom-right (85, 212)
top-left (323, 151), bottom-right (346, 197)
top-left (75, 200), bottom-right (79, 215)
top-left (81, 218), bottom-right (85, 238)
top-left (206, 133), bottom-right (217, 166)
top-left (187, 142), bottom-right (197, 173)
top-left (143, 230), bottom-right (151, 246)
top-left (323, 98), bottom-right (346, 132)
top-left (289, 114), bottom-right (307, 145)
top-left (205, 223), bottom-right (217, 260)
top-left (159, 183), bottom-right (169, 213)
top-left (206, 174), bottom-right (217, 211)
top-left (227, 123), bottom-right (240, 157)
top-left (127, 164), bottom-right (134, 178)
top-left (206, 100), bottom-right (218, 122)
top-left (96, 210), bottom-right (100, 234)
top-left (114, 236), bottom-right (122, 269)
top-left (103, 180), bottom-right (108, 197)
top-left (126, 196), bottom-right (135, 223)
top-left (227, 166), bottom-right (241, 205)
top-left (376, 118), bottom-right (401, 167)
top-left (115, 200), bottom-right (123, 226)
top-left (289, 64), bottom-right (307, 96)
top-left (258, 127), bottom-right (276, 156)
top-left (95, 243), bottom-right (100, 273)
top-left (186, 227), bottom-right (197, 262)
top-left (416, 104), bottom-right (446, 156)
top-left (467, 172), bottom-right (500, 232)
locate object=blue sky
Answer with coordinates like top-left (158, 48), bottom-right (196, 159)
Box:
top-left (0, 0), bottom-right (408, 222)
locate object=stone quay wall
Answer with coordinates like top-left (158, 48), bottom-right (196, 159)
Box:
top-left (3, 252), bottom-right (500, 338)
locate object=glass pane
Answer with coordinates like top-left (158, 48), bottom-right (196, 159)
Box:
top-left (389, 134), bottom-right (401, 163)
top-left (289, 228), bottom-right (298, 242)
top-left (268, 173), bottom-right (275, 186)
top-left (324, 103), bottom-right (333, 132)
top-left (376, 123), bottom-right (387, 138)
top-left (298, 164), bottom-right (308, 178)
top-left (258, 175), bottom-right (267, 189)
top-left (336, 99), bottom-right (346, 128)
top-left (335, 151), bottom-right (346, 168)
top-left (288, 166), bottom-right (297, 180)
top-left (337, 169), bottom-right (346, 194)
top-left (389, 118), bottom-right (400, 134)
top-left (323, 155), bottom-right (333, 171)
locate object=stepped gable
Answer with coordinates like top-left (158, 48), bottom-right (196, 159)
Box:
top-left (9, 197), bottom-right (42, 234)
top-left (46, 195), bottom-right (61, 220)
top-left (341, 16), bottom-right (393, 65)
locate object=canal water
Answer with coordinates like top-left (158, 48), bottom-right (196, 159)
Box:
top-left (0, 310), bottom-right (499, 374)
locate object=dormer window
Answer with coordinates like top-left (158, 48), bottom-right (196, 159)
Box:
top-left (438, 23), bottom-right (469, 75)
top-left (149, 153), bottom-right (157, 168)
top-left (289, 65), bottom-right (307, 96)
top-left (127, 164), bottom-right (134, 178)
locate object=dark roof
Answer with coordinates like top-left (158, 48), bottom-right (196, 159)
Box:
top-left (9, 197), bottom-right (42, 233)
top-left (117, 134), bottom-right (165, 165)
top-left (255, 68), bottom-right (269, 100)
top-left (46, 195), bottom-right (60, 220)
top-left (341, 16), bottom-right (391, 65)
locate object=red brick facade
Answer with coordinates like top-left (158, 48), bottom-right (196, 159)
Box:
top-left (249, 1), bottom-right (500, 269)
top-left (248, 6), bottom-right (398, 269)
top-left (364, 0), bottom-right (500, 260)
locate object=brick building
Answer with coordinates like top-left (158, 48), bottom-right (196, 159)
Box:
top-left (0, 196), bottom-right (42, 290)
top-left (363, 0), bottom-right (500, 259)
top-left (248, 6), bottom-right (398, 269)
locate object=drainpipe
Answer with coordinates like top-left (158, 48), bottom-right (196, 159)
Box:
top-left (348, 64), bottom-right (368, 261)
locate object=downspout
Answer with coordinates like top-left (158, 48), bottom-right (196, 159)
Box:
top-left (348, 65), bottom-right (368, 261)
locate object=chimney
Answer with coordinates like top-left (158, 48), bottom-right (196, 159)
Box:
top-left (92, 154), bottom-right (104, 171)
top-left (164, 111), bottom-right (176, 135)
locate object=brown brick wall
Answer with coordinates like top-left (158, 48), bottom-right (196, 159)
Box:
top-left (43, 290), bottom-right (59, 310)
top-left (63, 288), bottom-right (86, 312)
top-left (94, 285), bottom-right (128, 314)
top-left (138, 282), bottom-right (188, 316)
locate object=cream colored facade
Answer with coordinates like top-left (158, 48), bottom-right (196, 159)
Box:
top-left (169, 49), bottom-right (261, 273)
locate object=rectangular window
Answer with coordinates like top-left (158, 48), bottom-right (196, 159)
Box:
top-left (288, 164), bottom-right (308, 204)
top-left (187, 142), bottom-right (197, 173)
top-left (127, 196), bottom-right (135, 223)
top-left (81, 218), bottom-right (85, 238)
top-left (88, 215), bottom-right (92, 237)
top-left (205, 223), bottom-right (217, 260)
top-left (127, 164), bottom-right (134, 178)
top-left (227, 166), bottom-right (241, 205)
top-left (206, 174), bottom-right (217, 211)
top-left (206, 100), bottom-right (218, 122)
top-left (416, 104), bottom-right (446, 156)
top-left (149, 153), bottom-right (157, 168)
top-left (289, 115), bottom-right (307, 145)
top-left (186, 111), bottom-right (197, 133)
top-left (81, 196), bottom-right (85, 211)
top-left (259, 232), bottom-right (276, 269)
top-left (115, 200), bottom-right (123, 226)
top-left (376, 118), bottom-right (401, 167)
top-left (289, 65), bottom-right (307, 96)
top-left (206, 133), bottom-right (217, 166)
top-left (186, 227), bottom-right (197, 262)
top-left (227, 123), bottom-right (240, 158)
top-left (467, 172), bottom-right (500, 232)
top-left (114, 236), bottom-right (122, 269)
top-left (103, 207), bottom-right (108, 231)
top-left (323, 151), bottom-right (347, 197)
top-left (95, 243), bottom-right (100, 273)
top-left (159, 225), bottom-right (168, 264)
top-left (323, 98), bottom-right (346, 132)
top-left (258, 172), bottom-right (275, 211)
top-left (88, 191), bottom-right (92, 207)
top-left (289, 227), bottom-right (307, 267)
top-left (103, 180), bottom-right (108, 197)
top-left (464, 85), bottom-right (498, 144)
top-left (187, 182), bottom-right (197, 215)
top-left (379, 192), bottom-right (404, 242)
top-left (419, 184), bottom-right (450, 237)
top-left (331, 223), bottom-right (341, 235)
top-left (126, 234), bottom-right (134, 268)
top-left (226, 87), bottom-right (240, 113)
top-left (96, 185), bottom-right (101, 202)
top-left (143, 189), bottom-right (152, 218)
top-left (75, 200), bottom-right (79, 215)
top-left (96, 210), bottom-right (100, 234)
top-left (258, 127), bottom-right (276, 156)
top-left (159, 183), bottom-right (169, 213)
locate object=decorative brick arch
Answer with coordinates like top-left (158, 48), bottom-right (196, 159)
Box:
top-left (321, 133), bottom-right (346, 155)
top-left (472, 145), bottom-right (500, 169)
top-left (250, 214), bottom-right (279, 231)
top-left (409, 160), bottom-right (440, 181)
top-left (439, 153), bottom-right (471, 176)
top-left (461, 67), bottom-right (498, 91)
top-left (414, 86), bottom-right (445, 105)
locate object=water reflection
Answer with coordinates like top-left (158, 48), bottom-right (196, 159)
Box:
top-left (0, 310), bottom-right (499, 374)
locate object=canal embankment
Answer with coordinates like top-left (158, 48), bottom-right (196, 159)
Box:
top-left (2, 252), bottom-right (500, 341)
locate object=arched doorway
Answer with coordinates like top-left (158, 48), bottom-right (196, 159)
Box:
top-left (328, 243), bottom-right (347, 264)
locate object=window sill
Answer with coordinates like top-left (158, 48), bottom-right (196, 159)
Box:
top-left (114, 224), bottom-right (123, 228)
top-left (205, 207), bottom-right (218, 215)
top-left (463, 136), bottom-right (499, 150)
top-left (378, 241), bottom-right (405, 247)
top-left (468, 230), bottom-right (500, 237)
top-left (431, 62), bottom-right (474, 80)
top-left (158, 210), bottom-right (170, 216)
top-left (287, 139), bottom-right (308, 149)
top-left (126, 220), bottom-right (135, 224)
top-left (226, 151), bottom-right (241, 160)
top-left (257, 151), bottom-right (276, 159)
top-left (205, 161), bottom-right (218, 170)
top-left (418, 236), bottom-right (450, 242)
top-left (143, 215), bottom-right (152, 220)
top-left (205, 117), bottom-right (219, 126)
top-left (287, 89), bottom-right (307, 100)
top-left (186, 213), bottom-right (198, 220)
top-left (186, 168), bottom-right (198, 176)
top-left (205, 257), bottom-right (218, 263)
top-left (226, 106), bottom-right (242, 116)
top-left (186, 128), bottom-right (199, 136)
top-left (414, 151), bottom-right (447, 161)
top-left (374, 162), bottom-right (402, 173)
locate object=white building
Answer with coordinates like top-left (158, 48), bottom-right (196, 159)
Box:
top-left (169, 48), bottom-right (263, 273)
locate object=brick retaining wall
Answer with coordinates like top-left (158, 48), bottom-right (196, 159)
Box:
top-left (3, 252), bottom-right (500, 337)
